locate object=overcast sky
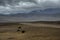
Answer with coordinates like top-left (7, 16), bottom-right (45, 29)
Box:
top-left (0, 0), bottom-right (60, 22)
top-left (0, 0), bottom-right (60, 14)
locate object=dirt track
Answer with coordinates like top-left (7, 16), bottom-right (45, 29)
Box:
top-left (21, 23), bottom-right (60, 28)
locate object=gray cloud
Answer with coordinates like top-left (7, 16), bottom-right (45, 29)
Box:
top-left (0, 0), bottom-right (60, 14)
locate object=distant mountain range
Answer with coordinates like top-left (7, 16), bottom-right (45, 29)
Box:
top-left (0, 8), bottom-right (60, 22)
top-left (30, 8), bottom-right (60, 14)
top-left (0, 8), bottom-right (60, 17)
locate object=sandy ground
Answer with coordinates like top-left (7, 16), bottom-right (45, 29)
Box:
top-left (0, 23), bottom-right (60, 40)
top-left (21, 23), bottom-right (60, 28)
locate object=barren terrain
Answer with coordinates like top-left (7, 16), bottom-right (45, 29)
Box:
top-left (0, 22), bottom-right (60, 40)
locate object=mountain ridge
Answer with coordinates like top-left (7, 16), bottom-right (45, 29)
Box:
top-left (0, 8), bottom-right (60, 17)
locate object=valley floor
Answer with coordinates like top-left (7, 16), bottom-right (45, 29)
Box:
top-left (0, 23), bottom-right (60, 40)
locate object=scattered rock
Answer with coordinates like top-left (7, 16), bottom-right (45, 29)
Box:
top-left (21, 30), bottom-right (25, 33)
top-left (17, 29), bottom-right (21, 32)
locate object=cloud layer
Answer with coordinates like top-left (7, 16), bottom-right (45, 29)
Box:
top-left (0, 0), bottom-right (60, 14)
